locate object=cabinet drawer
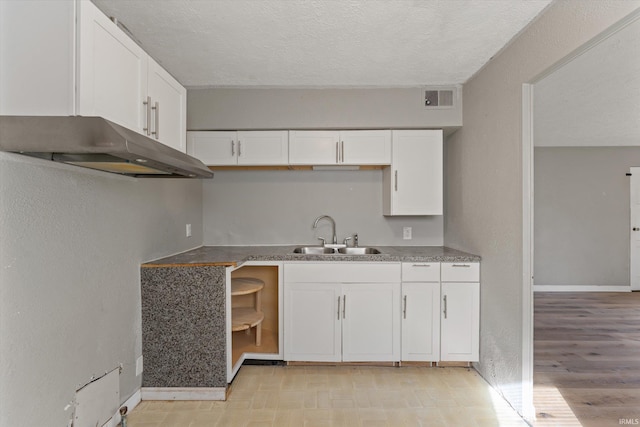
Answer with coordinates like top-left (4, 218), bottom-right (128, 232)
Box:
top-left (401, 262), bottom-right (440, 282)
top-left (284, 263), bottom-right (400, 283)
top-left (441, 262), bottom-right (479, 282)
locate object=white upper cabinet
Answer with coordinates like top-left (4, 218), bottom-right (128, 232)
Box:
top-left (146, 58), bottom-right (187, 152)
top-left (341, 130), bottom-right (392, 164)
top-left (0, 0), bottom-right (187, 152)
top-left (187, 131), bottom-right (289, 166)
top-left (76, 0), bottom-right (148, 134)
top-left (289, 131), bottom-right (339, 165)
top-left (383, 130), bottom-right (443, 216)
top-left (289, 130), bottom-right (391, 165)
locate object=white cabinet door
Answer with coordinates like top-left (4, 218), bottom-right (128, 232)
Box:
top-left (237, 131), bottom-right (289, 165)
top-left (147, 58), bottom-right (187, 152)
top-left (384, 130), bottom-right (443, 216)
top-left (284, 283), bottom-right (341, 362)
top-left (289, 130), bottom-right (391, 165)
top-left (401, 282), bottom-right (440, 362)
top-left (187, 131), bottom-right (289, 165)
top-left (342, 283), bottom-right (400, 362)
top-left (341, 130), bottom-right (391, 165)
top-left (289, 131), bottom-right (340, 165)
top-left (440, 282), bottom-right (480, 362)
top-left (187, 131), bottom-right (237, 165)
top-left (77, 0), bottom-right (148, 133)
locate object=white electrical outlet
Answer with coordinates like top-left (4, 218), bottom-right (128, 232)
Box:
top-left (186, 223), bottom-right (192, 237)
top-left (136, 355), bottom-right (143, 376)
top-left (403, 227), bottom-right (412, 240)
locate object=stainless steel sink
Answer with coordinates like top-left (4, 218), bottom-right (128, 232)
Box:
top-left (292, 246), bottom-right (337, 254)
top-left (292, 246), bottom-right (382, 255)
top-left (336, 247), bottom-right (381, 255)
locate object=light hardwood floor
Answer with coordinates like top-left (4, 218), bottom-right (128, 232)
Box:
top-left (128, 365), bottom-right (528, 426)
top-left (534, 292), bottom-right (640, 427)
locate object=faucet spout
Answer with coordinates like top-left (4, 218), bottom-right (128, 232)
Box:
top-left (313, 215), bottom-right (337, 245)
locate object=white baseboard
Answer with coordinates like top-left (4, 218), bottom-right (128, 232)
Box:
top-left (122, 389), bottom-right (142, 412)
top-left (141, 387), bottom-right (227, 401)
top-left (533, 285), bottom-right (631, 292)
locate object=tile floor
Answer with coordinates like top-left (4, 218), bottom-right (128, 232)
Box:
top-left (128, 365), bottom-right (529, 426)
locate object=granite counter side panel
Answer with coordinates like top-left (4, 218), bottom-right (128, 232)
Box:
top-left (141, 266), bottom-right (226, 388)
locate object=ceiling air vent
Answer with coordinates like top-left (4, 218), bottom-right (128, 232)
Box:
top-left (423, 88), bottom-right (455, 108)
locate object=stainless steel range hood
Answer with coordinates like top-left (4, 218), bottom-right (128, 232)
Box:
top-left (0, 116), bottom-right (213, 178)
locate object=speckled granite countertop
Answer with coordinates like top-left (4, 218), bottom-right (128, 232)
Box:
top-left (143, 245), bottom-right (480, 267)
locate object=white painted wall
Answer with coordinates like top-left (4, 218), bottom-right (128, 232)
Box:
top-left (190, 87), bottom-right (452, 246)
top-left (535, 147), bottom-right (640, 289)
top-left (0, 153), bottom-right (203, 427)
top-left (202, 170), bottom-right (443, 246)
top-left (444, 0), bottom-right (640, 416)
top-left (534, 16), bottom-right (640, 147)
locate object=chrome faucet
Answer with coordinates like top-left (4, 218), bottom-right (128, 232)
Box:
top-left (313, 215), bottom-right (337, 245)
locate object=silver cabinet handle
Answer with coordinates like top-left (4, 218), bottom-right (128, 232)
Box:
top-left (336, 141), bottom-right (340, 163)
top-left (231, 141), bottom-right (235, 156)
top-left (443, 295), bottom-right (448, 319)
top-left (403, 295), bottom-right (407, 319)
top-left (143, 96), bottom-right (152, 136)
top-left (337, 296), bottom-right (341, 320)
top-left (238, 141), bottom-right (242, 157)
top-left (412, 264), bottom-right (431, 267)
top-left (452, 264), bottom-right (471, 268)
top-left (341, 141), bottom-right (344, 163)
top-left (342, 295), bottom-right (346, 319)
top-left (151, 101), bottom-right (159, 139)
top-left (394, 170), bottom-right (398, 191)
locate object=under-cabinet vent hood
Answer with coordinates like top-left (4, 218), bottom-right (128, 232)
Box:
top-left (0, 116), bottom-right (214, 178)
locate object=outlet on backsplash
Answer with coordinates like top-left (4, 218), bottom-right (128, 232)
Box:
top-left (403, 227), bottom-right (412, 240)
top-left (136, 355), bottom-right (143, 376)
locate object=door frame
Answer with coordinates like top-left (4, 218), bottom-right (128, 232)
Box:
top-left (521, 9), bottom-right (640, 423)
top-left (630, 167), bottom-right (640, 290)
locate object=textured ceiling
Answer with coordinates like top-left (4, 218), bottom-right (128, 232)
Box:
top-left (91, 0), bottom-right (552, 88)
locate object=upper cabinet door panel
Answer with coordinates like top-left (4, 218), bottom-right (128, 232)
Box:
top-left (384, 130), bottom-right (443, 216)
top-left (237, 131), bottom-right (289, 165)
top-left (289, 131), bottom-right (340, 165)
top-left (77, 0), bottom-right (147, 133)
top-left (147, 58), bottom-right (187, 152)
top-left (187, 131), bottom-right (237, 165)
top-left (341, 130), bottom-right (391, 164)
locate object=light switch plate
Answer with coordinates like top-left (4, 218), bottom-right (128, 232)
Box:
top-left (186, 223), bottom-right (192, 237)
top-left (403, 227), bottom-right (412, 240)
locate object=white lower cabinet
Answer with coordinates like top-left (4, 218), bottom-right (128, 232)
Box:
top-left (283, 261), bottom-right (479, 364)
top-left (284, 283), bottom-right (342, 362)
top-left (283, 263), bottom-right (400, 362)
top-left (440, 263), bottom-right (480, 362)
top-left (401, 262), bottom-right (441, 362)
